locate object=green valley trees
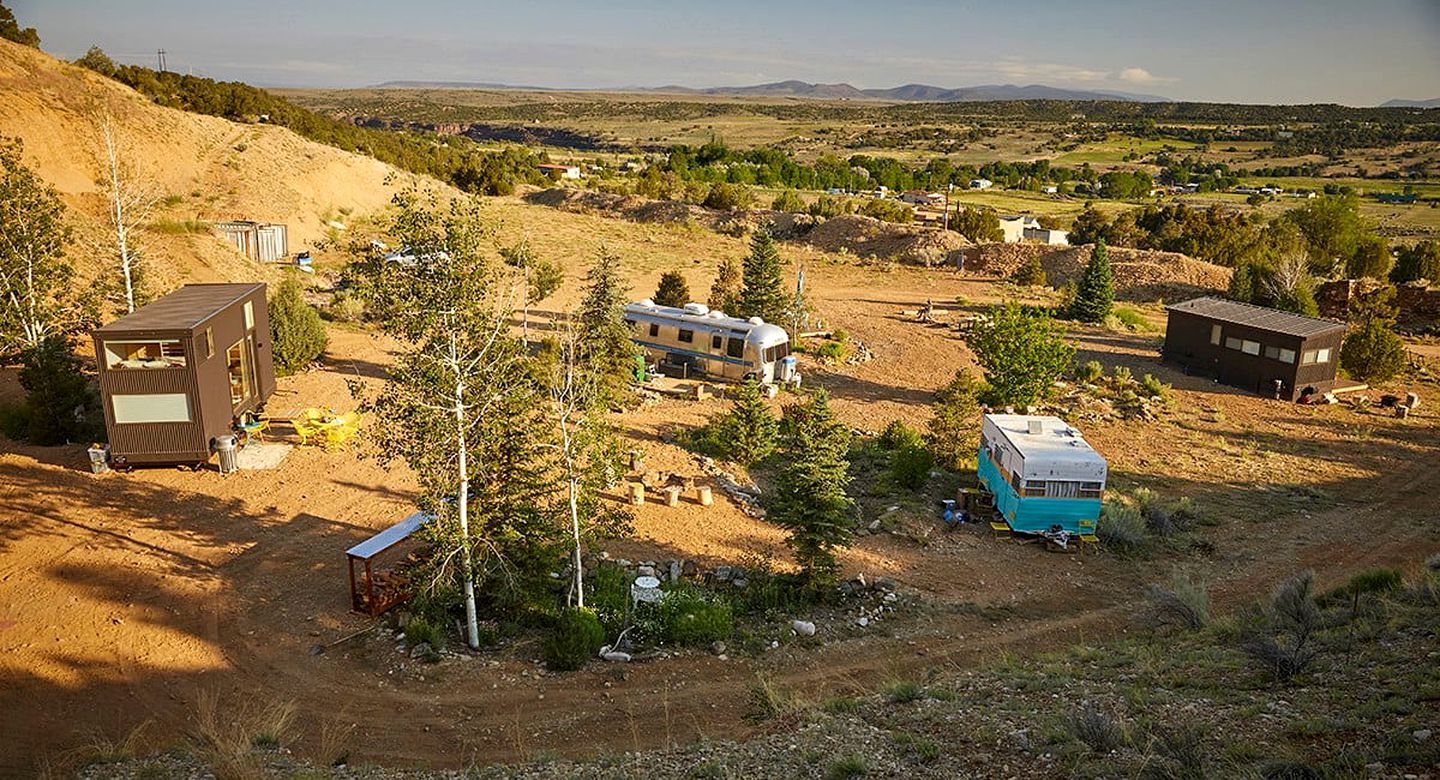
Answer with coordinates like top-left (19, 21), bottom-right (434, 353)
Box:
top-left (1392, 240), bottom-right (1440, 285)
top-left (967, 302), bottom-right (1075, 407)
top-left (951, 206), bottom-right (1003, 243)
top-left (737, 229), bottom-right (788, 324)
top-left (268, 276), bottom-right (328, 376)
top-left (1069, 239), bottom-right (1114, 323)
top-left (708, 257), bottom-right (743, 314)
top-left (769, 390), bottom-right (854, 585)
top-left (577, 246), bottom-right (639, 408)
top-left (653, 270), bottom-right (691, 308)
top-left (0, 2), bottom-right (39, 47)
top-left (1346, 235), bottom-right (1393, 280)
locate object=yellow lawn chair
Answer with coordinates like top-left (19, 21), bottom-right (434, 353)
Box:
top-left (321, 411), bottom-right (362, 451)
top-left (291, 407), bottom-right (329, 447)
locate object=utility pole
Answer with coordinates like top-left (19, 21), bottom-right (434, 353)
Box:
top-left (156, 49), bottom-right (167, 72)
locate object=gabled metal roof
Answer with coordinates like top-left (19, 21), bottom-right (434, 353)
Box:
top-left (1165, 296), bottom-right (1346, 339)
top-left (94, 283), bottom-right (263, 333)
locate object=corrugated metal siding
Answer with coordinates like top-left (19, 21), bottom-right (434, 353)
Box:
top-left (92, 332), bottom-right (208, 462)
top-left (1162, 309), bottom-right (1341, 400)
top-left (255, 224), bottom-right (288, 262)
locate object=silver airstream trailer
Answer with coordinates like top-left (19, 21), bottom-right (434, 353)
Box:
top-left (624, 300), bottom-right (799, 386)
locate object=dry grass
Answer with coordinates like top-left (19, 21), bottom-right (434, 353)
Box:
top-left (193, 689), bottom-right (297, 779)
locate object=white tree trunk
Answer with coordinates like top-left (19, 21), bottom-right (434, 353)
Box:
top-left (100, 115), bottom-right (136, 313)
top-left (453, 349), bottom-right (480, 649)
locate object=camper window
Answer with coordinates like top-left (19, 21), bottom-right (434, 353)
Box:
top-left (763, 342), bottom-right (791, 363)
top-left (1079, 482), bottom-right (1103, 499)
top-left (711, 334), bottom-right (723, 350)
top-left (1022, 479), bottom-right (1047, 497)
top-left (104, 340), bottom-right (186, 369)
top-left (678, 328), bottom-right (694, 343)
top-left (649, 323), bottom-right (660, 338)
top-left (726, 337), bottom-right (745, 359)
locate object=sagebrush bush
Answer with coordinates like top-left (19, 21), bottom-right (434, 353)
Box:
top-left (1068, 701), bottom-right (1124, 753)
top-left (1146, 573), bottom-right (1210, 630)
top-left (1097, 502), bottom-right (1148, 554)
top-left (269, 277), bottom-right (328, 376)
top-left (1241, 571), bottom-right (1321, 681)
top-left (544, 607), bottom-right (605, 670)
top-left (403, 616), bottom-right (443, 649)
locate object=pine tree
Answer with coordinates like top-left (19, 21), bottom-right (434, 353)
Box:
top-left (269, 276), bottom-right (328, 376)
top-left (737, 229), bottom-right (788, 324)
top-left (1339, 286), bottom-right (1406, 384)
top-left (769, 390), bottom-right (854, 585)
top-left (1012, 253), bottom-right (1046, 286)
top-left (927, 368), bottom-right (983, 471)
top-left (1069, 239), bottom-right (1114, 323)
top-left (653, 270), bottom-right (691, 308)
top-left (708, 257), bottom-right (742, 314)
top-left (577, 246), bottom-right (639, 408)
top-left (727, 376), bottom-right (778, 464)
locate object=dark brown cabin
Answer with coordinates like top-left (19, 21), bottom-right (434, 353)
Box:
top-left (1162, 297), bottom-right (1346, 401)
top-left (92, 284), bottom-right (276, 465)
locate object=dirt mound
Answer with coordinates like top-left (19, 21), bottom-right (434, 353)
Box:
top-left (524, 187), bottom-right (709, 226)
top-left (963, 242), bottom-right (1232, 302)
top-left (800, 214), bottom-right (969, 266)
top-left (0, 39), bottom-right (442, 284)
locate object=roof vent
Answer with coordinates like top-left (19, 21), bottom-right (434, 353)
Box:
top-left (683, 303), bottom-right (710, 316)
top-left (747, 316), bottom-right (764, 326)
top-left (707, 310), bottom-right (726, 318)
top-left (638, 298), bottom-right (655, 308)
top-left (1027, 419), bottom-right (1044, 435)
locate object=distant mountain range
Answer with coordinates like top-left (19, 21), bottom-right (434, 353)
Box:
top-left (372, 78), bottom-right (1173, 103)
top-left (1380, 97), bottom-right (1440, 108)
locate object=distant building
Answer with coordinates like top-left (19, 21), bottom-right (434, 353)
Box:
top-left (538, 163), bottom-right (582, 180)
top-left (1376, 193), bottom-right (1417, 204)
top-left (900, 189), bottom-right (929, 204)
top-left (1161, 296), bottom-right (1346, 401)
top-left (1040, 185), bottom-right (1059, 195)
top-left (969, 178), bottom-right (993, 190)
top-left (998, 215), bottom-right (1041, 243)
top-left (1023, 227), bottom-right (1070, 246)
top-left (215, 221), bottom-right (288, 263)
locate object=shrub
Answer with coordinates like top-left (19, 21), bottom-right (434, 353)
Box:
top-left (1339, 319), bottom-right (1407, 384)
top-left (326, 289), bottom-right (366, 322)
top-left (878, 419), bottom-right (923, 450)
top-left (885, 679), bottom-right (925, 703)
top-left (653, 270), bottom-right (691, 308)
top-left (1112, 306), bottom-right (1151, 331)
top-left (402, 615), bottom-right (444, 650)
top-left (857, 198), bottom-right (913, 224)
top-left (1097, 502), bottom-right (1147, 554)
top-left (814, 340), bottom-right (847, 361)
top-left (1068, 701), bottom-right (1124, 753)
top-left (890, 442), bottom-right (933, 490)
top-left (771, 190), bottom-right (806, 213)
top-left (1240, 571), bottom-right (1321, 681)
top-left (1140, 373), bottom-right (1171, 400)
top-left (269, 277), bottom-right (328, 376)
top-left (543, 607), bottom-right (605, 671)
top-left (1331, 567), bottom-right (1403, 615)
top-left (966, 302), bottom-right (1075, 407)
top-left (1145, 725), bottom-right (1208, 779)
top-left (825, 754), bottom-right (869, 779)
top-left (1075, 360), bottom-right (1104, 383)
top-left (17, 336), bottom-right (96, 445)
top-left (652, 583), bottom-right (733, 646)
top-left (1146, 573), bottom-right (1210, 630)
top-left (703, 182), bottom-right (754, 212)
top-left (808, 195), bottom-right (849, 219)
top-left (927, 368), bottom-right (983, 471)
top-left (585, 563), bottom-right (631, 635)
top-left (1011, 254), bottom-right (1047, 286)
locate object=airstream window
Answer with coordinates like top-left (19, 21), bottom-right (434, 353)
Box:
top-left (726, 337), bottom-right (745, 359)
top-left (648, 323), bottom-right (660, 338)
top-left (678, 329), bottom-right (694, 343)
top-left (763, 342), bottom-right (791, 363)
top-left (1079, 482), bottom-right (1103, 499)
top-left (711, 334), bottom-right (723, 350)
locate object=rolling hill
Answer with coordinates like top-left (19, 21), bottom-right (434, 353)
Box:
top-left (0, 38), bottom-right (444, 286)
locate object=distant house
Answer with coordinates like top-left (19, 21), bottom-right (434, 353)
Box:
top-left (999, 215), bottom-right (1041, 243)
top-left (969, 178), bottom-right (993, 190)
top-left (1376, 193), bottom-right (1417, 204)
top-left (1161, 296), bottom-right (1346, 401)
top-left (900, 190), bottom-right (944, 206)
top-left (1040, 185), bottom-right (1059, 195)
top-left (215, 221), bottom-right (288, 263)
top-left (1023, 227), bottom-right (1070, 246)
top-left (538, 163), bottom-right (582, 180)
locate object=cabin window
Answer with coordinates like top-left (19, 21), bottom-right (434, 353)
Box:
top-left (1301, 348), bottom-right (1330, 365)
top-left (1263, 345), bottom-right (1279, 359)
top-left (1241, 339), bottom-right (1260, 356)
top-left (678, 328), bottom-right (694, 343)
top-left (1078, 482), bottom-right (1103, 499)
top-left (1315, 348), bottom-right (1331, 364)
top-left (726, 337), bottom-right (745, 359)
top-left (711, 334), bottom-right (723, 350)
top-left (1278, 348), bottom-right (1296, 364)
top-left (243, 301), bottom-right (255, 330)
top-left (111, 393), bottom-right (191, 424)
top-left (1210, 324), bottom-right (1222, 345)
top-left (1224, 337), bottom-right (1242, 351)
top-left (1022, 479), bottom-right (1048, 497)
top-left (103, 340), bottom-right (186, 369)
top-left (227, 340), bottom-right (252, 408)
top-left (203, 328), bottom-right (214, 359)
top-left (648, 323), bottom-right (660, 338)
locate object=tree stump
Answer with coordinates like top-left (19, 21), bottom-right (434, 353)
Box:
top-left (628, 483), bottom-right (646, 505)
top-left (696, 485), bottom-right (714, 507)
top-left (663, 485), bottom-right (683, 507)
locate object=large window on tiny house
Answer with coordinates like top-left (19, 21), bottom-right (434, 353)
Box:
top-left (1264, 345), bottom-right (1297, 364)
top-left (678, 328), bottom-right (694, 343)
top-left (1210, 324), bottom-right (1222, 345)
top-left (227, 340), bottom-right (252, 408)
top-left (1240, 339), bottom-right (1261, 355)
top-left (111, 393), bottom-right (191, 423)
top-left (103, 339), bottom-right (186, 369)
top-left (243, 300), bottom-right (255, 330)
top-left (1301, 347), bottom-right (1332, 365)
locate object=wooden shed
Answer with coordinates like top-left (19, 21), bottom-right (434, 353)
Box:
top-left (92, 284), bottom-right (276, 466)
top-left (1162, 296), bottom-right (1346, 401)
top-left (216, 221), bottom-right (289, 262)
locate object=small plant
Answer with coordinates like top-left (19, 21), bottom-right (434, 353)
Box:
top-left (1068, 701), bottom-right (1124, 753)
top-left (1240, 571), bottom-right (1321, 681)
top-left (825, 754), bottom-right (869, 779)
top-left (823, 696), bottom-right (860, 714)
top-left (1330, 567), bottom-right (1403, 616)
top-left (1076, 359), bottom-right (1104, 383)
top-left (543, 607), bottom-right (605, 671)
top-left (1146, 572), bottom-right (1210, 630)
top-left (652, 582), bottom-right (733, 646)
top-left (814, 340), bottom-right (848, 362)
top-left (403, 615), bottom-right (444, 650)
top-left (326, 289), bottom-right (366, 323)
top-left (1097, 501), bottom-right (1148, 555)
top-left (1111, 365), bottom-right (1133, 384)
top-left (886, 679), bottom-right (925, 703)
top-left (1140, 373), bottom-right (1171, 399)
top-left (1111, 306), bottom-right (1152, 331)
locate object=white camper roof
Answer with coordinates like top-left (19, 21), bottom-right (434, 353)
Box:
top-left (624, 300), bottom-right (790, 344)
top-left (982, 414), bottom-right (1107, 481)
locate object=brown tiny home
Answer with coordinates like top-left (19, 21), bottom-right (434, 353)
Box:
top-left (1162, 297), bottom-right (1346, 401)
top-left (92, 284), bottom-right (276, 466)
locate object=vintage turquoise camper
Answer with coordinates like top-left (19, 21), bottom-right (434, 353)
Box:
top-left (977, 414), bottom-right (1107, 536)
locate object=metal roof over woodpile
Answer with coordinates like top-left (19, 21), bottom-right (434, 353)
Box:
top-left (1165, 296), bottom-right (1347, 338)
top-left (95, 283), bottom-right (264, 333)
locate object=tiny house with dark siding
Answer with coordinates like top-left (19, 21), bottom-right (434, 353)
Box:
top-left (92, 284), bottom-right (276, 466)
top-left (1162, 297), bottom-right (1346, 401)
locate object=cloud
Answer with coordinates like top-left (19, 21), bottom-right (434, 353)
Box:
top-left (1116, 67), bottom-right (1177, 86)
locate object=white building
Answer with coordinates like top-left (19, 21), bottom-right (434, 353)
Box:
top-left (538, 163), bottom-right (582, 180)
top-left (1023, 227), bottom-right (1070, 246)
top-left (969, 178), bottom-right (994, 190)
top-left (999, 215), bottom-right (1041, 243)
top-left (1040, 185), bottom-right (1059, 195)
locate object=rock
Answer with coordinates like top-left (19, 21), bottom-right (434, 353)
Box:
top-left (883, 592), bottom-right (898, 603)
top-left (867, 519), bottom-right (881, 532)
top-left (602, 651), bottom-right (632, 663)
top-left (710, 641), bottom-right (727, 655)
top-left (732, 578), bottom-right (748, 590)
top-left (792, 620), bottom-right (816, 637)
top-left (1011, 729), bottom-right (1031, 751)
top-left (875, 577), bottom-right (898, 592)
top-left (1414, 728), bottom-right (1432, 742)
top-left (669, 561), bottom-right (682, 582)
top-left (682, 560), bottom-right (698, 578)
top-left (856, 617), bottom-right (870, 627)
top-left (637, 565), bottom-right (656, 578)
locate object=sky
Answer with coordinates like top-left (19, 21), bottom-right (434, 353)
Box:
top-left (13, 0), bottom-right (1440, 105)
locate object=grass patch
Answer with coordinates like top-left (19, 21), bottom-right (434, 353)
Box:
top-left (148, 218), bottom-right (211, 235)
